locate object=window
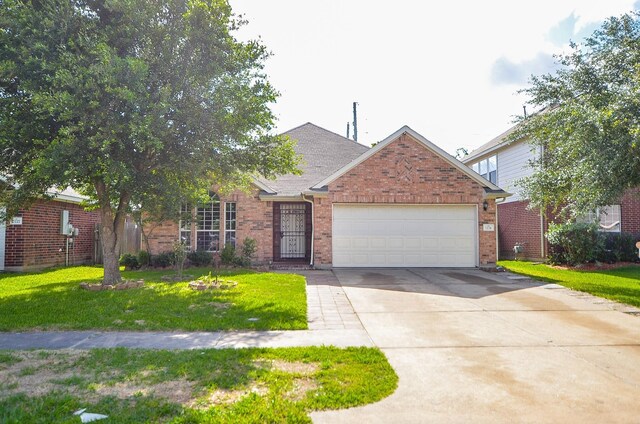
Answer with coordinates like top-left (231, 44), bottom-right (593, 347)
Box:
top-left (471, 155), bottom-right (497, 184)
top-left (196, 192), bottom-right (220, 251)
top-left (179, 203), bottom-right (192, 249)
top-left (577, 205), bottom-right (621, 232)
top-left (225, 202), bottom-right (237, 248)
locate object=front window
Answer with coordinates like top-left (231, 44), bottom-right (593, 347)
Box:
top-left (196, 192), bottom-right (220, 251)
top-left (225, 202), bottom-right (237, 248)
top-left (471, 155), bottom-right (497, 184)
top-left (577, 205), bottom-right (621, 232)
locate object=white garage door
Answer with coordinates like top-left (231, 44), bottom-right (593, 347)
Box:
top-left (332, 204), bottom-right (477, 267)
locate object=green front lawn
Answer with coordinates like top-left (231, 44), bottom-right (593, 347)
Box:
top-left (0, 266), bottom-right (307, 331)
top-left (498, 261), bottom-right (640, 307)
top-left (0, 346), bottom-right (398, 423)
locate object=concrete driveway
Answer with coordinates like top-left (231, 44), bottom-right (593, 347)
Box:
top-left (311, 268), bottom-right (640, 423)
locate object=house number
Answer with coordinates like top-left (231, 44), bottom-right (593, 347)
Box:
top-left (482, 223), bottom-right (494, 231)
top-left (11, 217), bottom-right (23, 225)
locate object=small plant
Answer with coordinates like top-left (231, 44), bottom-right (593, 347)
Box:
top-left (241, 237), bottom-right (257, 261)
top-left (187, 250), bottom-right (212, 266)
top-left (220, 243), bottom-right (236, 265)
top-left (172, 240), bottom-right (188, 279)
top-left (137, 250), bottom-right (151, 267)
top-left (119, 253), bottom-right (139, 270)
top-left (152, 251), bottom-right (175, 268)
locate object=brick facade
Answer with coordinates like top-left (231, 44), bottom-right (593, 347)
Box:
top-left (3, 199), bottom-right (100, 271)
top-left (146, 189), bottom-right (274, 264)
top-left (497, 200), bottom-right (544, 260)
top-left (620, 188), bottom-right (640, 235)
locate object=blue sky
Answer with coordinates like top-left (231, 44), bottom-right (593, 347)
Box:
top-left (230, 1), bottom-right (638, 153)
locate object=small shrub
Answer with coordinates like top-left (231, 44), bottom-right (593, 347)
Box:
top-left (152, 251), bottom-right (175, 268)
top-left (137, 250), bottom-right (151, 267)
top-left (220, 244), bottom-right (236, 265)
top-left (119, 253), bottom-right (139, 270)
top-left (187, 250), bottom-right (212, 266)
top-left (240, 237), bottom-right (257, 262)
top-left (546, 222), bottom-right (604, 265)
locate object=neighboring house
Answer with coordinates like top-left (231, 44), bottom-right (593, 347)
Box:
top-left (147, 123), bottom-right (510, 268)
top-left (462, 126), bottom-right (640, 260)
top-left (0, 186), bottom-right (100, 271)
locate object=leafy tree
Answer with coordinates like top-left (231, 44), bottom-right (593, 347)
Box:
top-left (0, 0), bottom-right (298, 284)
top-left (512, 12), bottom-right (640, 218)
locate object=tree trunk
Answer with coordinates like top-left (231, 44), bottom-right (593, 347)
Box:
top-left (95, 180), bottom-right (130, 285)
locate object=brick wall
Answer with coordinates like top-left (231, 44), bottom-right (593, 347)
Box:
top-left (497, 200), bottom-right (543, 260)
top-left (322, 133), bottom-right (497, 266)
top-left (621, 188), bottom-right (640, 234)
top-left (145, 188), bottom-right (274, 264)
top-left (4, 199), bottom-right (99, 271)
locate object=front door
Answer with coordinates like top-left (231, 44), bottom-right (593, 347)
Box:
top-left (273, 203), bottom-right (311, 261)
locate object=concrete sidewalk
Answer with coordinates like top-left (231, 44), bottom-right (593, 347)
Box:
top-left (0, 271), bottom-right (373, 350)
top-left (0, 328), bottom-right (373, 350)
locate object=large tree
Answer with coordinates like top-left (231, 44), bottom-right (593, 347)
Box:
top-left (0, 0), bottom-right (298, 283)
top-left (513, 12), bottom-right (640, 218)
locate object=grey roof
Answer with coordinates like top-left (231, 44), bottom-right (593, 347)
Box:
top-left (257, 122), bottom-right (369, 196)
top-left (462, 124), bottom-right (518, 164)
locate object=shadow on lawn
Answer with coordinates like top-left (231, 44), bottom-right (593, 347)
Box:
top-left (0, 272), bottom-right (307, 332)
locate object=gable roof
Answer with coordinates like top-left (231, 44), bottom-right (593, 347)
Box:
top-left (462, 124), bottom-right (519, 164)
top-left (256, 122), bottom-right (369, 196)
top-left (312, 125), bottom-right (508, 196)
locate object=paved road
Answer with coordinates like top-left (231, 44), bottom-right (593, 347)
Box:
top-left (310, 268), bottom-right (640, 423)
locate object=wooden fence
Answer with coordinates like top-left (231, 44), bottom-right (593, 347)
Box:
top-left (93, 216), bottom-right (141, 263)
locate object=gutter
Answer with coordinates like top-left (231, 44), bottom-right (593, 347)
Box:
top-left (301, 193), bottom-right (314, 268)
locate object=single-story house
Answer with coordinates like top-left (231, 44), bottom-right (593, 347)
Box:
top-left (0, 187), bottom-right (101, 271)
top-left (147, 123), bottom-right (510, 268)
top-left (462, 125), bottom-right (640, 260)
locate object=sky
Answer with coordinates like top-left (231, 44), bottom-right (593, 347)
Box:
top-left (229, 1), bottom-right (639, 154)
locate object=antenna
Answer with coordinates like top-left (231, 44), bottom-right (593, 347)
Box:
top-left (346, 122), bottom-right (350, 139)
top-left (352, 102), bottom-right (358, 142)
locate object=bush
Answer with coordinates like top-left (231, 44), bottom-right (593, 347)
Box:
top-left (137, 250), bottom-right (151, 267)
top-left (220, 244), bottom-right (236, 265)
top-left (546, 222), bottom-right (604, 265)
top-left (152, 251), bottom-right (175, 268)
top-left (240, 237), bottom-right (257, 262)
top-left (119, 253), bottom-right (139, 270)
top-left (187, 250), bottom-right (212, 267)
top-left (602, 232), bottom-right (638, 262)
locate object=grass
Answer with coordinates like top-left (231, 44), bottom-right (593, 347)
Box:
top-left (498, 260), bottom-right (640, 307)
top-left (0, 346), bottom-right (398, 423)
top-left (0, 266), bottom-right (307, 331)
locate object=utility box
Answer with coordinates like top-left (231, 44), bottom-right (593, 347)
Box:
top-left (60, 210), bottom-right (70, 235)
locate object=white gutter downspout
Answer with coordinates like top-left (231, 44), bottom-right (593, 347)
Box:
top-left (302, 194), bottom-right (314, 268)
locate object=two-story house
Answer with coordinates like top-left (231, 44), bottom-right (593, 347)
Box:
top-left (463, 125), bottom-right (640, 260)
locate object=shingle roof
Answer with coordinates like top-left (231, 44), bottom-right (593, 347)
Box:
top-left (257, 122), bottom-right (369, 196)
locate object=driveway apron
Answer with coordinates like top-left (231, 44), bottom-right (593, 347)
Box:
top-left (311, 268), bottom-right (640, 424)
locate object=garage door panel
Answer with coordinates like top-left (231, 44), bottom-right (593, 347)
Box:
top-left (333, 205), bottom-right (477, 267)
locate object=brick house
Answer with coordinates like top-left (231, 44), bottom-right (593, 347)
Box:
top-left (146, 123), bottom-right (510, 268)
top-left (0, 187), bottom-right (100, 271)
top-left (462, 125), bottom-right (640, 260)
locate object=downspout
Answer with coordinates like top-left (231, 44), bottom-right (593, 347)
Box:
top-left (302, 194), bottom-right (314, 267)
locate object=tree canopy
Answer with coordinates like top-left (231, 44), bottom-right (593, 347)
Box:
top-left (0, 0), bottom-right (299, 283)
top-left (513, 12), bottom-right (640, 218)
